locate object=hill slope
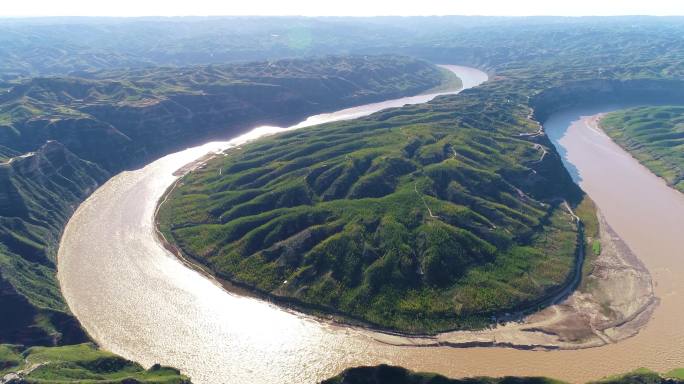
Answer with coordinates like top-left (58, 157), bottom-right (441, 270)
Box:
top-left (0, 55), bottom-right (451, 348)
top-left (0, 343), bottom-right (189, 383)
top-left (2, 17), bottom-right (684, 381)
top-left (0, 141), bottom-right (108, 346)
top-left (0, 55), bottom-right (451, 173)
top-left (158, 76), bottom-right (583, 332)
top-left (157, 22), bottom-right (684, 334)
top-left (601, 106), bottom-right (684, 192)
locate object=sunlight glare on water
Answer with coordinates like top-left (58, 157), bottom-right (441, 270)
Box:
top-left (58, 70), bottom-right (684, 384)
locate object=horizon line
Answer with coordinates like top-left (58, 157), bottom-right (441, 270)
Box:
top-left (1, 14), bottom-right (684, 19)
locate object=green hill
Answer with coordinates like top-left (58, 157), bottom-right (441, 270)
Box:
top-left (0, 55), bottom-right (449, 173)
top-left (601, 106), bottom-right (684, 192)
top-left (322, 365), bottom-right (558, 384)
top-left (2, 17), bottom-right (684, 382)
top-left (157, 20), bottom-right (684, 334)
top-left (158, 74), bottom-right (584, 332)
top-left (0, 141), bottom-right (107, 346)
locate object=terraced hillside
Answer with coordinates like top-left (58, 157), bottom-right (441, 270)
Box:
top-left (0, 55), bottom-right (451, 354)
top-left (158, 77), bottom-right (584, 332)
top-left (158, 21), bottom-right (684, 333)
top-left (601, 106), bottom-right (684, 192)
top-left (3, 16), bottom-right (684, 382)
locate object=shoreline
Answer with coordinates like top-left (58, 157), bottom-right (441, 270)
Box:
top-left (152, 141), bottom-right (585, 342)
top-left (372, 209), bottom-right (657, 350)
top-left (150, 114), bottom-right (656, 350)
top-left (594, 113), bottom-right (682, 193)
top-left (54, 64), bottom-right (683, 382)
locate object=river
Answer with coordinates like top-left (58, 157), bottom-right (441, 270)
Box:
top-left (57, 71), bottom-right (684, 383)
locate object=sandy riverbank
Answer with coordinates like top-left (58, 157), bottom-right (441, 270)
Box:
top-left (373, 115), bottom-right (658, 349)
top-left (60, 66), bottom-right (684, 382)
top-left (154, 113), bottom-right (657, 351)
top-left (367, 207), bottom-right (657, 349)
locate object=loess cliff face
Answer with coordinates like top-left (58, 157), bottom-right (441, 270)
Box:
top-left (0, 55), bottom-right (450, 347)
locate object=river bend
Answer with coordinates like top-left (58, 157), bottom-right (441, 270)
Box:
top-left (58, 71), bottom-right (684, 383)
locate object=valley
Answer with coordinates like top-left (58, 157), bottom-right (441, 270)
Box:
top-left (58, 67), bottom-right (684, 383)
top-left (0, 15), bottom-right (683, 384)
top-left (600, 106), bottom-right (684, 192)
top-left (0, 55), bottom-right (456, 383)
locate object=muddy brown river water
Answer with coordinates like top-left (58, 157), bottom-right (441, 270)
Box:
top-left (58, 70), bottom-right (684, 383)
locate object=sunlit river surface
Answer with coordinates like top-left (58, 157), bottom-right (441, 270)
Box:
top-left (58, 69), bottom-right (684, 383)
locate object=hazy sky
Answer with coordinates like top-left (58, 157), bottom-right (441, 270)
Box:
top-left (3, 0), bottom-right (684, 17)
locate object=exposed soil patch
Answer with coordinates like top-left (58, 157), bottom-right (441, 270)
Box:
top-left (372, 211), bottom-right (657, 350)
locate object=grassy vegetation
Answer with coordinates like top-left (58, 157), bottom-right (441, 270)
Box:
top-left (0, 344), bottom-right (23, 375)
top-left (159, 19), bottom-right (684, 333)
top-left (0, 141), bottom-right (108, 346)
top-left (0, 55), bottom-right (449, 348)
top-left (0, 54), bottom-right (451, 381)
top-left (322, 365), bottom-right (561, 384)
top-left (323, 365), bottom-right (684, 384)
top-left (158, 71), bottom-right (583, 332)
top-left (0, 343), bottom-right (190, 383)
top-left (666, 369), bottom-right (684, 380)
top-left (1, 17), bottom-right (684, 381)
top-left (601, 106), bottom-right (684, 192)
top-left (595, 368), bottom-right (681, 384)
top-left (572, 197), bottom-right (601, 291)
top-left (0, 55), bottom-right (448, 173)
top-left (157, 18), bottom-right (684, 334)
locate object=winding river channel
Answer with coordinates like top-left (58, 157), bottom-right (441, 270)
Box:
top-left (57, 67), bottom-right (684, 384)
